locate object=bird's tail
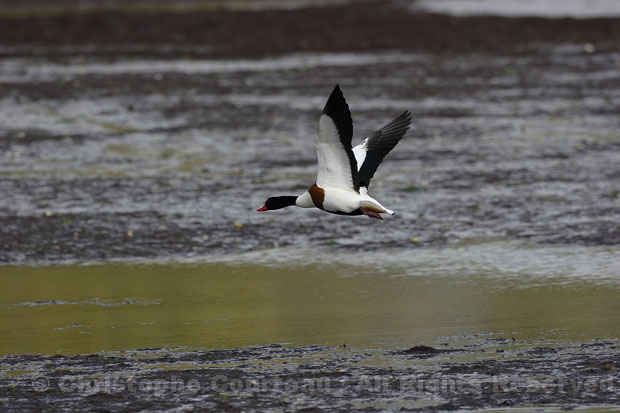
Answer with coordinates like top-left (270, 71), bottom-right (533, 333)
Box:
top-left (360, 199), bottom-right (394, 215)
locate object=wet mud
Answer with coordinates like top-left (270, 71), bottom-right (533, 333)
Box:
top-left (1, 1), bottom-right (620, 264)
top-left (2, 339), bottom-right (619, 411)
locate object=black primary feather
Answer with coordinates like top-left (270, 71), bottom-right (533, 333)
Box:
top-left (358, 110), bottom-right (413, 188)
top-left (322, 84), bottom-right (360, 192)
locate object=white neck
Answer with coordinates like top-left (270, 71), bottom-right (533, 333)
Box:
top-left (295, 192), bottom-right (314, 208)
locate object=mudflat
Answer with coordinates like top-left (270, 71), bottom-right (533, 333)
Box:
top-left (1, 1), bottom-right (620, 411)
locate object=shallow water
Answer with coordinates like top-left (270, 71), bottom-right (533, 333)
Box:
top-left (2, 241), bottom-right (620, 356)
top-left (413, 0), bottom-right (620, 18)
top-left (2, 43), bottom-right (620, 263)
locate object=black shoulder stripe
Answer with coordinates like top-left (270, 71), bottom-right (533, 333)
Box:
top-left (323, 84), bottom-right (353, 145)
top-left (322, 84), bottom-right (360, 192)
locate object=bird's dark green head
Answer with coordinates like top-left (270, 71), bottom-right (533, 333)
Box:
top-left (256, 196), bottom-right (297, 211)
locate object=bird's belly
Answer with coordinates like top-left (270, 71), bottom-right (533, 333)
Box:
top-left (322, 189), bottom-right (361, 213)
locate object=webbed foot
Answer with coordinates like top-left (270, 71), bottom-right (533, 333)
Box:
top-left (360, 208), bottom-right (383, 220)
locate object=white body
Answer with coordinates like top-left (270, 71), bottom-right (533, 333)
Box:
top-left (296, 187), bottom-right (393, 214)
top-left (260, 85), bottom-right (410, 218)
top-left (294, 114), bottom-right (395, 215)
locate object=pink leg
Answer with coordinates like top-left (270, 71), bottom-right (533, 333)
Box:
top-left (360, 208), bottom-right (383, 220)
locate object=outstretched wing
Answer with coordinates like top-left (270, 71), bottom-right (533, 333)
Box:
top-left (315, 85), bottom-right (360, 192)
top-left (354, 111), bottom-right (412, 188)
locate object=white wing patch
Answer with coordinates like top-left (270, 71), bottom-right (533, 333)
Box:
top-left (315, 115), bottom-right (357, 191)
top-left (352, 137), bottom-right (369, 172)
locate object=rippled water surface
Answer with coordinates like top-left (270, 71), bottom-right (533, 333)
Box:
top-left (2, 241), bottom-right (620, 356)
top-left (2, 43), bottom-right (620, 262)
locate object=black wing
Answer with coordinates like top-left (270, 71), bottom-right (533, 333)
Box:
top-left (357, 111), bottom-right (412, 188)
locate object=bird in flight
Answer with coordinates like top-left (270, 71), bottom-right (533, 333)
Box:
top-left (257, 85), bottom-right (412, 219)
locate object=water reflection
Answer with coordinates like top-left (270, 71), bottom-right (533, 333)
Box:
top-left (2, 251), bottom-right (620, 355)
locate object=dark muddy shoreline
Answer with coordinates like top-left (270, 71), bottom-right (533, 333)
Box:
top-left (1, 1), bottom-right (620, 58)
top-left (2, 340), bottom-right (619, 411)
